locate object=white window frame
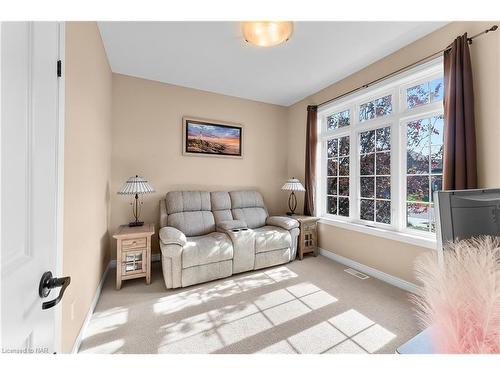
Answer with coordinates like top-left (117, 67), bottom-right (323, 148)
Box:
top-left (317, 57), bottom-right (443, 249)
top-left (356, 123), bottom-right (394, 228)
top-left (399, 107), bottom-right (444, 238)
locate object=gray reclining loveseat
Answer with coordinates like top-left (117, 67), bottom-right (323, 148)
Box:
top-left (159, 190), bottom-right (299, 289)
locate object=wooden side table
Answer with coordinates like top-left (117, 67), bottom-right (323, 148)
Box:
top-left (113, 223), bottom-right (155, 289)
top-left (291, 215), bottom-right (320, 260)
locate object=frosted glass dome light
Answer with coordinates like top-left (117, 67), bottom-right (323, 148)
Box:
top-left (242, 21), bottom-right (293, 47)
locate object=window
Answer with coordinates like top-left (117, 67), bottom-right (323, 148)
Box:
top-left (327, 109), bottom-right (350, 130)
top-left (326, 136), bottom-right (350, 216)
top-left (406, 78), bottom-right (444, 109)
top-left (318, 59), bottom-right (444, 241)
top-left (406, 115), bottom-right (444, 232)
top-left (359, 126), bottom-right (391, 224)
top-left (359, 94), bottom-right (392, 122)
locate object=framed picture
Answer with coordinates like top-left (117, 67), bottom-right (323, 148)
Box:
top-left (182, 116), bottom-right (243, 158)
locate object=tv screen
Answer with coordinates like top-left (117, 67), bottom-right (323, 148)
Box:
top-left (435, 188), bottom-right (500, 245)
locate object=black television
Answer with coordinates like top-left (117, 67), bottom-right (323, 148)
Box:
top-left (434, 188), bottom-right (500, 262)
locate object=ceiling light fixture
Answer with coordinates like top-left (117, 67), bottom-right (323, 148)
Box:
top-left (242, 21), bottom-right (293, 47)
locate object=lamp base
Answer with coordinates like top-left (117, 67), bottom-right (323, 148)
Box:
top-left (287, 192), bottom-right (298, 217)
top-left (128, 221), bottom-right (144, 227)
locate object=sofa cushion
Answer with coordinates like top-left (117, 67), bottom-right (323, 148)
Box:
top-left (253, 226), bottom-right (292, 253)
top-left (166, 191), bottom-right (215, 236)
top-left (211, 191), bottom-right (233, 224)
top-left (230, 191), bottom-right (268, 229)
top-left (230, 190), bottom-right (266, 210)
top-left (182, 232), bottom-right (233, 268)
top-left (166, 191), bottom-right (211, 214)
top-left (232, 207), bottom-right (267, 229)
top-left (168, 211), bottom-right (215, 237)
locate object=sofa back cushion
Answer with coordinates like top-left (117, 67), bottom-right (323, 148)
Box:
top-left (229, 191), bottom-right (268, 229)
top-left (166, 191), bottom-right (215, 236)
top-left (210, 191), bottom-right (233, 224)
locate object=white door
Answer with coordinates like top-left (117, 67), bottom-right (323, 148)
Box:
top-left (1, 22), bottom-right (65, 354)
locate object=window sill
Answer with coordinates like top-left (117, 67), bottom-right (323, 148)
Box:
top-left (318, 217), bottom-right (437, 250)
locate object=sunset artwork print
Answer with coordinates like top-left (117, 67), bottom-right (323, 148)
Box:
top-left (184, 118), bottom-right (242, 157)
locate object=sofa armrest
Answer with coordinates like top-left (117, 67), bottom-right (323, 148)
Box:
top-left (159, 235), bottom-right (184, 289)
top-left (216, 220), bottom-right (248, 232)
top-left (266, 216), bottom-right (299, 230)
top-left (160, 199), bottom-right (168, 229)
top-left (159, 226), bottom-right (187, 247)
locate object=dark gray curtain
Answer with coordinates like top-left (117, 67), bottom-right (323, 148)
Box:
top-left (443, 33), bottom-right (477, 190)
top-left (304, 105), bottom-right (318, 216)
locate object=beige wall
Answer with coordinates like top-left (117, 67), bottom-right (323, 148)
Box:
top-left (287, 21), bottom-right (500, 283)
top-left (110, 74), bottom-right (289, 257)
top-left (62, 22), bottom-right (112, 353)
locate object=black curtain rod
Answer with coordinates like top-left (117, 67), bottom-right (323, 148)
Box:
top-left (317, 25), bottom-right (498, 108)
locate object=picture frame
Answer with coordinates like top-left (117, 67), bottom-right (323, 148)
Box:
top-left (182, 116), bottom-right (243, 158)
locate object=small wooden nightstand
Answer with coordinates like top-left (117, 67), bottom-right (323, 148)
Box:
top-left (291, 215), bottom-right (320, 260)
top-left (113, 223), bottom-right (155, 289)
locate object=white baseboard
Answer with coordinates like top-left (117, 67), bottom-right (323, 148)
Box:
top-left (319, 248), bottom-right (418, 294)
top-left (71, 260), bottom-right (112, 354)
top-left (71, 253), bottom-right (161, 353)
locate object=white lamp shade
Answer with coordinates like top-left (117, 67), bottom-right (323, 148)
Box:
top-left (118, 175), bottom-right (155, 195)
top-left (281, 177), bottom-right (305, 192)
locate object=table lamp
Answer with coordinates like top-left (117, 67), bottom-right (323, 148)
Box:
top-left (118, 175), bottom-right (155, 227)
top-left (281, 177), bottom-right (305, 215)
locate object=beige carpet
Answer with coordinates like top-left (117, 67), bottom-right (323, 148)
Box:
top-left (78, 255), bottom-right (420, 354)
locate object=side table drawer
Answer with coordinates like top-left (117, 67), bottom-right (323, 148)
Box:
top-left (122, 237), bottom-right (147, 250)
top-left (302, 223), bottom-right (317, 231)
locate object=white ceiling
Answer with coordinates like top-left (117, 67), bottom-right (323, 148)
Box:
top-left (98, 21), bottom-right (447, 106)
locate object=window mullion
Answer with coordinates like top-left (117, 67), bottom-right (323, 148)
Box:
top-left (397, 116), bottom-right (406, 232)
top-left (350, 126), bottom-right (357, 222)
top-left (392, 87), bottom-right (403, 232)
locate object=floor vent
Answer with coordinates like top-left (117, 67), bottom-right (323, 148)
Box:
top-left (344, 268), bottom-right (370, 280)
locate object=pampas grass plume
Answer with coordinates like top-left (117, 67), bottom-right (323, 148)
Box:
top-left (412, 236), bottom-right (500, 354)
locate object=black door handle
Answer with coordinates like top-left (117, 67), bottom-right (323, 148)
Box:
top-left (38, 271), bottom-right (71, 310)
